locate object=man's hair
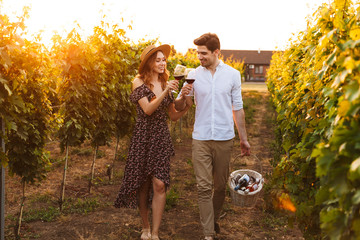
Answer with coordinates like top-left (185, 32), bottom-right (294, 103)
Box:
top-left (193, 33), bottom-right (220, 52)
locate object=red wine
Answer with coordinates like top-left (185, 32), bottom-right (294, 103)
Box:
top-left (174, 75), bottom-right (184, 80)
top-left (185, 79), bottom-right (195, 84)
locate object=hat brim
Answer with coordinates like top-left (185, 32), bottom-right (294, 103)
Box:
top-left (139, 44), bottom-right (171, 73)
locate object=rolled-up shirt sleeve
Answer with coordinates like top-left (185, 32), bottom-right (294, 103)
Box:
top-left (231, 71), bottom-right (243, 110)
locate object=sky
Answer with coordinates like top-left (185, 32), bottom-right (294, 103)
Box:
top-left (1, 0), bottom-right (331, 54)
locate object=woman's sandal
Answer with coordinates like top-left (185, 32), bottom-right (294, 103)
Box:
top-left (140, 228), bottom-right (151, 240)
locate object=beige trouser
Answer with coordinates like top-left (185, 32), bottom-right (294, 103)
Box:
top-left (192, 139), bottom-right (233, 237)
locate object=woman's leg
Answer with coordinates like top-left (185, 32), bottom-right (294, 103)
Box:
top-left (139, 178), bottom-right (152, 230)
top-left (151, 177), bottom-right (166, 237)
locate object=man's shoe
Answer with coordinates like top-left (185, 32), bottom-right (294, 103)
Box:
top-left (214, 222), bottom-right (220, 234)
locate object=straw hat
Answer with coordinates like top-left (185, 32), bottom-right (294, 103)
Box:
top-left (139, 44), bottom-right (171, 73)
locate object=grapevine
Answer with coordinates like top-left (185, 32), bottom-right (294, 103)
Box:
top-left (267, 0), bottom-right (360, 239)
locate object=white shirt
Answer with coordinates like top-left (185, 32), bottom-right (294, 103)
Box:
top-left (189, 61), bottom-right (244, 141)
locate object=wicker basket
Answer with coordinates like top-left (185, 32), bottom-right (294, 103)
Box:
top-left (228, 154), bottom-right (264, 207)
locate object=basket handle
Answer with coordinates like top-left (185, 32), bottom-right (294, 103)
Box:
top-left (231, 154), bottom-right (263, 176)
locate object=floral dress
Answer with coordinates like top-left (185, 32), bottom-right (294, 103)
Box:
top-left (114, 84), bottom-right (175, 208)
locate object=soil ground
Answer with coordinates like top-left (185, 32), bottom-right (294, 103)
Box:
top-left (4, 83), bottom-right (305, 240)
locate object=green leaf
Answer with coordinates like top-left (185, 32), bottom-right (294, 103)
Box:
top-left (344, 81), bottom-right (360, 102)
top-left (332, 70), bottom-right (349, 88)
top-left (316, 150), bottom-right (334, 177)
top-left (320, 207), bottom-right (345, 239)
top-left (338, 100), bottom-right (350, 117)
top-left (352, 218), bottom-right (360, 237)
top-left (0, 77), bottom-right (12, 95)
top-left (316, 186), bottom-right (330, 205)
top-left (0, 50), bottom-right (12, 68)
top-left (350, 157), bottom-right (360, 173)
top-left (326, 51), bottom-right (337, 66)
top-left (352, 190), bottom-right (360, 205)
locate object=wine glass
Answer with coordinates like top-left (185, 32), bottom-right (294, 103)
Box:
top-left (185, 68), bottom-right (195, 84)
top-left (184, 68), bottom-right (195, 96)
top-left (172, 64), bottom-right (186, 93)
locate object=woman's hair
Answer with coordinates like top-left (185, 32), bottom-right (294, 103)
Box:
top-left (193, 33), bottom-right (220, 52)
top-left (137, 50), bottom-right (169, 90)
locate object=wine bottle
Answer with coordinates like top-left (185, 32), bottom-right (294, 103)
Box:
top-left (234, 174), bottom-right (250, 191)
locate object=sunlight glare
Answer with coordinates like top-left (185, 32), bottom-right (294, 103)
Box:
top-left (2, 0), bottom-right (104, 46)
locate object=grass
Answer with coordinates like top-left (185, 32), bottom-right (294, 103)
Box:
top-left (242, 82), bottom-right (268, 92)
top-left (6, 196), bottom-right (101, 224)
top-left (29, 192), bottom-right (53, 204)
top-left (62, 197), bottom-right (100, 214)
top-left (115, 152), bottom-right (127, 162)
top-left (118, 224), bottom-right (139, 240)
top-left (5, 194), bottom-right (103, 240)
top-left (71, 147), bottom-right (92, 156)
top-left (247, 210), bottom-right (296, 239)
top-left (165, 184), bottom-right (180, 211)
top-left (22, 206), bottom-right (61, 222)
top-left (70, 147), bottom-right (105, 158)
top-left (243, 91), bottom-right (263, 124)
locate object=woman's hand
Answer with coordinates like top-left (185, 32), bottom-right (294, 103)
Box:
top-left (167, 80), bottom-right (179, 92)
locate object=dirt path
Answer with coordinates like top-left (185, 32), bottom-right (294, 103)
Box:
top-left (4, 88), bottom-right (304, 240)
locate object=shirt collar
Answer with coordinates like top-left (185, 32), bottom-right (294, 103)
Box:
top-left (200, 60), bottom-right (224, 71)
top-left (217, 60), bottom-right (225, 69)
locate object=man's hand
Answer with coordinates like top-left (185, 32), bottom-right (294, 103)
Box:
top-left (240, 140), bottom-right (251, 156)
top-left (180, 84), bottom-right (193, 98)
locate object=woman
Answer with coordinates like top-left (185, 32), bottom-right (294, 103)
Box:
top-left (114, 44), bottom-right (192, 240)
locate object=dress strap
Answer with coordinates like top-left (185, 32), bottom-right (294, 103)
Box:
top-left (130, 84), bottom-right (155, 103)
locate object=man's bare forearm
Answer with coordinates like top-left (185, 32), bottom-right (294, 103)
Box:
top-left (233, 109), bottom-right (248, 142)
top-left (174, 97), bottom-right (187, 111)
top-left (233, 108), bottom-right (251, 155)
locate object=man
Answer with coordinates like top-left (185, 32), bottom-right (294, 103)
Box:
top-left (175, 33), bottom-right (251, 240)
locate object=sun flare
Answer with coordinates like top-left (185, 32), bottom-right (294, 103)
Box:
top-left (2, 0), bottom-right (106, 46)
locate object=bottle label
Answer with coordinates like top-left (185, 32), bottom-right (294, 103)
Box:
top-left (234, 174), bottom-right (250, 190)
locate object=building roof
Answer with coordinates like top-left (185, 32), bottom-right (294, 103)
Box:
top-left (220, 49), bottom-right (276, 65)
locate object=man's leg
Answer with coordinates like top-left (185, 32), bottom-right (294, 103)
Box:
top-left (192, 139), bottom-right (215, 237)
top-left (212, 140), bottom-right (233, 223)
